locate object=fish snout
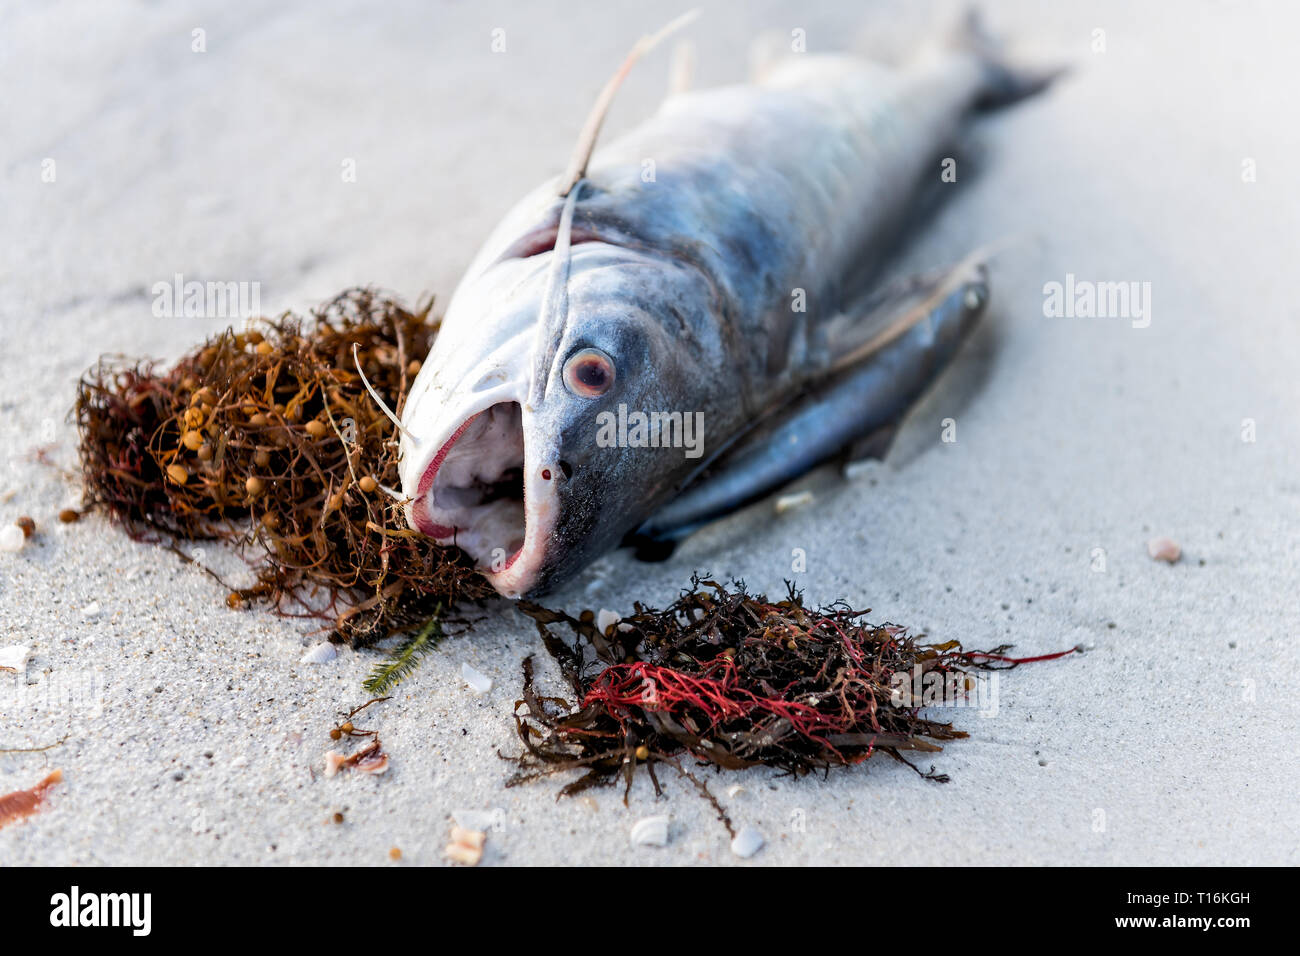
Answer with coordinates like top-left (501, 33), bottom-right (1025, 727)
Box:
top-left (402, 398), bottom-right (565, 599)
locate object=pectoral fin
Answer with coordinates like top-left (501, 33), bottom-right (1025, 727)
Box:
top-left (628, 255), bottom-right (989, 547)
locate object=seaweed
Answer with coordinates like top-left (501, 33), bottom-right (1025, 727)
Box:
top-left (74, 288), bottom-right (493, 646)
top-left (363, 610), bottom-right (446, 695)
top-left (509, 577), bottom-right (1076, 799)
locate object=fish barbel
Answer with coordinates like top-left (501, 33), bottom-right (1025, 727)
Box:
top-left (396, 12), bottom-right (1057, 597)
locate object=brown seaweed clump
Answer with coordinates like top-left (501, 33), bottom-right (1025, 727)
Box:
top-left (511, 578), bottom-right (1075, 801)
top-left (74, 288), bottom-right (492, 645)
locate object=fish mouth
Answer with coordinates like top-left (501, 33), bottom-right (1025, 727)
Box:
top-left (407, 401), bottom-right (555, 598)
top-left (496, 224), bottom-right (603, 263)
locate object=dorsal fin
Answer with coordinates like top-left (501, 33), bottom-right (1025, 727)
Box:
top-left (556, 9), bottom-right (701, 197)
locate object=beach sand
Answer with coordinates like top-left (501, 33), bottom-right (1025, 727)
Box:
top-left (2, 0), bottom-right (1297, 865)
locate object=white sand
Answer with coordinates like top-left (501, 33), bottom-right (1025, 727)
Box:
top-left (2, 0), bottom-right (1297, 865)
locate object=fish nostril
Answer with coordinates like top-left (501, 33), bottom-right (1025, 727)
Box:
top-left (558, 460), bottom-right (573, 480)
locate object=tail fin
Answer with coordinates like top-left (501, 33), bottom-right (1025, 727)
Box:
top-left (945, 8), bottom-right (1067, 109)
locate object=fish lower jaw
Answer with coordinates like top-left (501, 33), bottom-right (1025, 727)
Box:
top-left (407, 400), bottom-right (548, 597)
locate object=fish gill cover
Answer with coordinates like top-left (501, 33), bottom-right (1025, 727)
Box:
top-left (73, 289), bottom-right (1074, 796)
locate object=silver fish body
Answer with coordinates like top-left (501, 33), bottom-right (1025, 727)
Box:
top-left (399, 28), bottom-right (1051, 597)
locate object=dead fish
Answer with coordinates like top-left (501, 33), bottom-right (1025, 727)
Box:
top-left (395, 11), bottom-right (1058, 597)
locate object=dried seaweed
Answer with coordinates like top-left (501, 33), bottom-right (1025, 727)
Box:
top-left (509, 576), bottom-right (1075, 799)
top-left (74, 288), bottom-right (493, 645)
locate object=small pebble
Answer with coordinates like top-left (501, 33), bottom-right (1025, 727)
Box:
top-left (630, 815), bottom-right (670, 847)
top-left (461, 662), bottom-right (493, 695)
top-left (58, 508), bottom-right (81, 523)
top-left (843, 459), bottom-right (878, 481)
top-left (81, 601), bottom-right (102, 619)
top-left (0, 524), bottom-right (26, 552)
top-left (388, 847), bottom-right (402, 861)
top-left (1147, 536), bottom-right (1181, 563)
top-left (730, 825), bottom-right (765, 859)
top-left (774, 490), bottom-right (814, 514)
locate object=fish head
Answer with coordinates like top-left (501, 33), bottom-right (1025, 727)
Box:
top-left (400, 242), bottom-right (724, 598)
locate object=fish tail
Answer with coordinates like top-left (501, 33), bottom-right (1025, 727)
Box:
top-left (941, 7), bottom-right (1067, 109)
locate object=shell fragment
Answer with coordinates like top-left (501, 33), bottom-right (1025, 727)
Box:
top-left (0, 645), bottom-right (31, 673)
top-left (461, 662), bottom-right (493, 695)
top-left (445, 825), bottom-right (486, 865)
top-left (630, 815), bottom-right (670, 847)
top-left (300, 641), bottom-right (338, 664)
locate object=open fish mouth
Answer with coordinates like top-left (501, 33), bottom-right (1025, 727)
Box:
top-left (407, 401), bottom-right (554, 597)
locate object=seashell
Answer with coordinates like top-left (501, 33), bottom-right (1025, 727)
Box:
top-left (445, 825), bottom-right (486, 865)
top-left (630, 814), bottom-right (670, 847)
top-left (323, 750), bottom-right (346, 778)
top-left (354, 750), bottom-right (388, 775)
top-left (0, 645), bottom-right (31, 673)
top-left (461, 662), bottom-right (493, 695)
top-left (1147, 537), bottom-right (1181, 563)
top-left (81, 601), bottom-right (102, 619)
top-left (595, 608), bottom-right (621, 634)
top-left (299, 641), bottom-right (337, 664)
top-left (730, 825), bottom-right (765, 858)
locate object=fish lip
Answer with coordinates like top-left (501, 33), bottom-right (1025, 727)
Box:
top-left (407, 416), bottom-right (481, 539)
top-left (481, 447), bottom-right (558, 600)
top-left (404, 401), bottom-right (556, 600)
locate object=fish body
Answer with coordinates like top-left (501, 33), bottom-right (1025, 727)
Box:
top-left (399, 21), bottom-right (1053, 597)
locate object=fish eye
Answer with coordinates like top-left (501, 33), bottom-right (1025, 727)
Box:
top-left (562, 347), bottom-right (615, 398)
